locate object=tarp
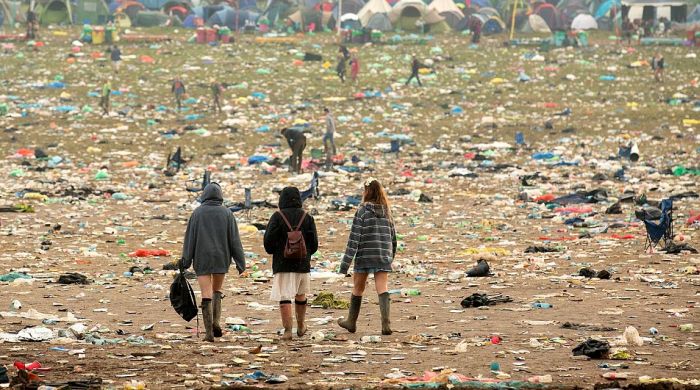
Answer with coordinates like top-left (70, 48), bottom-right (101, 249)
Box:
top-left (0, 0), bottom-right (12, 26)
top-left (521, 13), bottom-right (551, 32)
top-left (114, 10), bottom-right (131, 27)
top-left (571, 12), bottom-right (598, 29)
top-left (594, 0), bottom-right (620, 19)
top-left (73, 0), bottom-right (110, 24)
top-left (260, 0), bottom-right (296, 25)
top-left (358, 0), bottom-right (391, 25)
top-left (688, 4), bottom-right (700, 23)
top-left (36, 0), bottom-right (73, 25)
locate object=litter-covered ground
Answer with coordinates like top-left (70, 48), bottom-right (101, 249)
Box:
top-left (0, 28), bottom-right (699, 389)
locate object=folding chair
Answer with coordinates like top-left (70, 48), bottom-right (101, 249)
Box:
top-left (165, 146), bottom-right (186, 176)
top-left (186, 170), bottom-right (211, 201)
top-left (300, 171), bottom-right (320, 203)
top-left (643, 198), bottom-right (673, 251)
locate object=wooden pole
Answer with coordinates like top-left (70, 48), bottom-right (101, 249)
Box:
top-left (509, 0), bottom-right (518, 41)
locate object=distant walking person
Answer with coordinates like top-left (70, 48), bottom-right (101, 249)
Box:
top-left (336, 54), bottom-right (347, 83)
top-left (281, 127), bottom-right (306, 174)
top-left (180, 183), bottom-right (246, 342)
top-left (25, 9), bottom-right (37, 40)
top-left (210, 79), bottom-right (223, 113)
top-left (337, 178), bottom-right (397, 336)
top-left (350, 53), bottom-right (360, 83)
top-left (264, 187), bottom-right (319, 341)
top-left (171, 76), bottom-right (186, 111)
top-left (651, 52), bottom-right (664, 82)
top-left (405, 55), bottom-right (424, 86)
top-left (99, 79), bottom-right (111, 115)
top-left (471, 16), bottom-right (482, 44)
top-left (110, 45), bottom-right (122, 73)
top-left (323, 108), bottom-right (337, 169)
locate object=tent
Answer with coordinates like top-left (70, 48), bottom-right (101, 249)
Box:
top-left (0, 0), bottom-right (14, 26)
top-left (390, 0), bottom-right (444, 31)
top-left (357, 0), bottom-right (391, 25)
top-left (533, 2), bottom-right (563, 29)
top-left (365, 11), bottom-right (392, 29)
top-left (36, 0), bottom-right (73, 25)
top-left (520, 13), bottom-right (551, 32)
top-left (113, 0), bottom-right (146, 20)
top-left (571, 12), bottom-right (597, 28)
top-left (472, 12), bottom-right (505, 33)
top-left (688, 4), bottom-right (699, 23)
top-left (428, 0), bottom-right (464, 29)
top-left (208, 6), bottom-right (259, 28)
top-left (332, 0), bottom-right (364, 18)
top-left (621, 0), bottom-right (687, 23)
top-left (260, 0), bottom-right (296, 25)
top-left (131, 9), bottom-right (169, 25)
top-left (113, 10), bottom-right (131, 26)
top-left (162, 0), bottom-right (192, 19)
top-left (339, 12), bottom-right (361, 28)
top-left (477, 6), bottom-right (499, 17)
top-left (288, 7), bottom-right (331, 30)
top-left (73, 0), bottom-right (110, 24)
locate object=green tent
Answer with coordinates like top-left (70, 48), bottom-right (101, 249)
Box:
top-left (73, 0), bottom-right (110, 24)
top-left (36, 0), bottom-right (73, 25)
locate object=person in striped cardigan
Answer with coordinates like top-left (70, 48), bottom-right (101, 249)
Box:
top-left (337, 178), bottom-right (397, 335)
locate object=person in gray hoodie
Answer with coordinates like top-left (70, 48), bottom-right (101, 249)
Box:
top-left (180, 183), bottom-right (246, 342)
top-left (337, 178), bottom-right (397, 335)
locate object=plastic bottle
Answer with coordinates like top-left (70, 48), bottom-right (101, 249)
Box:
top-left (400, 288), bottom-right (421, 297)
top-left (649, 327), bottom-right (658, 335)
top-left (528, 375), bottom-right (552, 383)
top-left (602, 372), bottom-right (628, 380)
top-left (229, 325), bottom-right (252, 333)
top-left (531, 302), bottom-right (553, 309)
top-left (361, 335), bottom-right (382, 343)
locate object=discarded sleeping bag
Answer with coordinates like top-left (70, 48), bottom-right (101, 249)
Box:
top-left (303, 52), bottom-right (322, 61)
top-left (57, 273), bottom-right (90, 285)
top-left (552, 189), bottom-right (607, 205)
top-left (170, 268), bottom-right (198, 322)
top-left (572, 339), bottom-right (610, 359)
top-left (460, 293), bottom-right (512, 308)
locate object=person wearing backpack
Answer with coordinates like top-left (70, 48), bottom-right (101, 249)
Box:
top-left (337, 178), bottom-right (397, 335)
top-left (180, 183), bottom-right (246, 342)
top-left (264, 187), bottom-right (318, 341)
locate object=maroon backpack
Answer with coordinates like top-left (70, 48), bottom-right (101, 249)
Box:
top-left (277, 209), bottom-right (307, 260)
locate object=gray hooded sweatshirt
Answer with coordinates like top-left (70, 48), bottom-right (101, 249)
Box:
top-left (180, 183), bottom-right (246, 275)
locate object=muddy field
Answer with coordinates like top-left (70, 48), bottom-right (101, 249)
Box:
top-left (0, 27), bottom-right (699, 389)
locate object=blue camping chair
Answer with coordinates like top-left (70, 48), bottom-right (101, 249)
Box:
top-left (300, 171), bottom-right (320, 202)
top-left (643, 199), bottom-right (674, 251)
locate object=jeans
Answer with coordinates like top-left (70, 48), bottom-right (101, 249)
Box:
top-left (290, 136), bottom-right (306, 174)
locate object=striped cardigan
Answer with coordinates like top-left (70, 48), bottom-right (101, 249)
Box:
top-left (339, 203), bottom-right (397, 274)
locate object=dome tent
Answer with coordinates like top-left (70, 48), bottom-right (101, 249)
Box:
top-left (390, 0), bottom-right (445, 31)
top-left (35, 0), bottom-right (73, 25)
top-left (428, 0), bottom-right (464, 29)
top-left (365, 11), bottom-right (392, 29)
top-left (571, 12), bottom-right (597, 28)
top-left (357, 0), bottom-right (391, 25)
top-left (520, 13), bottom-right (551, 32)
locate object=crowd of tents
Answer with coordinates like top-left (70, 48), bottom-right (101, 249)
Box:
top-left (1, 0), bottom-right (698, 34)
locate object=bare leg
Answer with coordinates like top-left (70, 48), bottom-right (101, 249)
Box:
top-left (280, 302), bottom-right (293, 341)
top-left (197, 275), bottom-right (213, 299)
top-left (295, 294), bottom-right (307, 336)
top-left (374, 272), bottom-right (389, 295)
top-left (352, 273), bottom-right (369, 297)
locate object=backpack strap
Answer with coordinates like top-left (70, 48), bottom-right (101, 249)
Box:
top-left (277, 209), bottom-right (293, 231)
top-left (295, 211), bottom-right (307, 231)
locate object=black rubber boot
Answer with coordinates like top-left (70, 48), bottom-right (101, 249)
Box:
top-left (213, 292), bottom-right (223, 338)
top-left (378, 292), bottom-right (393, 336)
top-left (201, 299), bottom-right (214, 342)
top-left (337, 295), bottom-right (362, 333)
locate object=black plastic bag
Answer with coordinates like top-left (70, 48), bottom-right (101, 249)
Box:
top-left (572, 338), bottom-right (610, 359)
top-left (170, 269), bottom-right (198, 322)
top-left (57, 273), bottom-right (90, 285)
